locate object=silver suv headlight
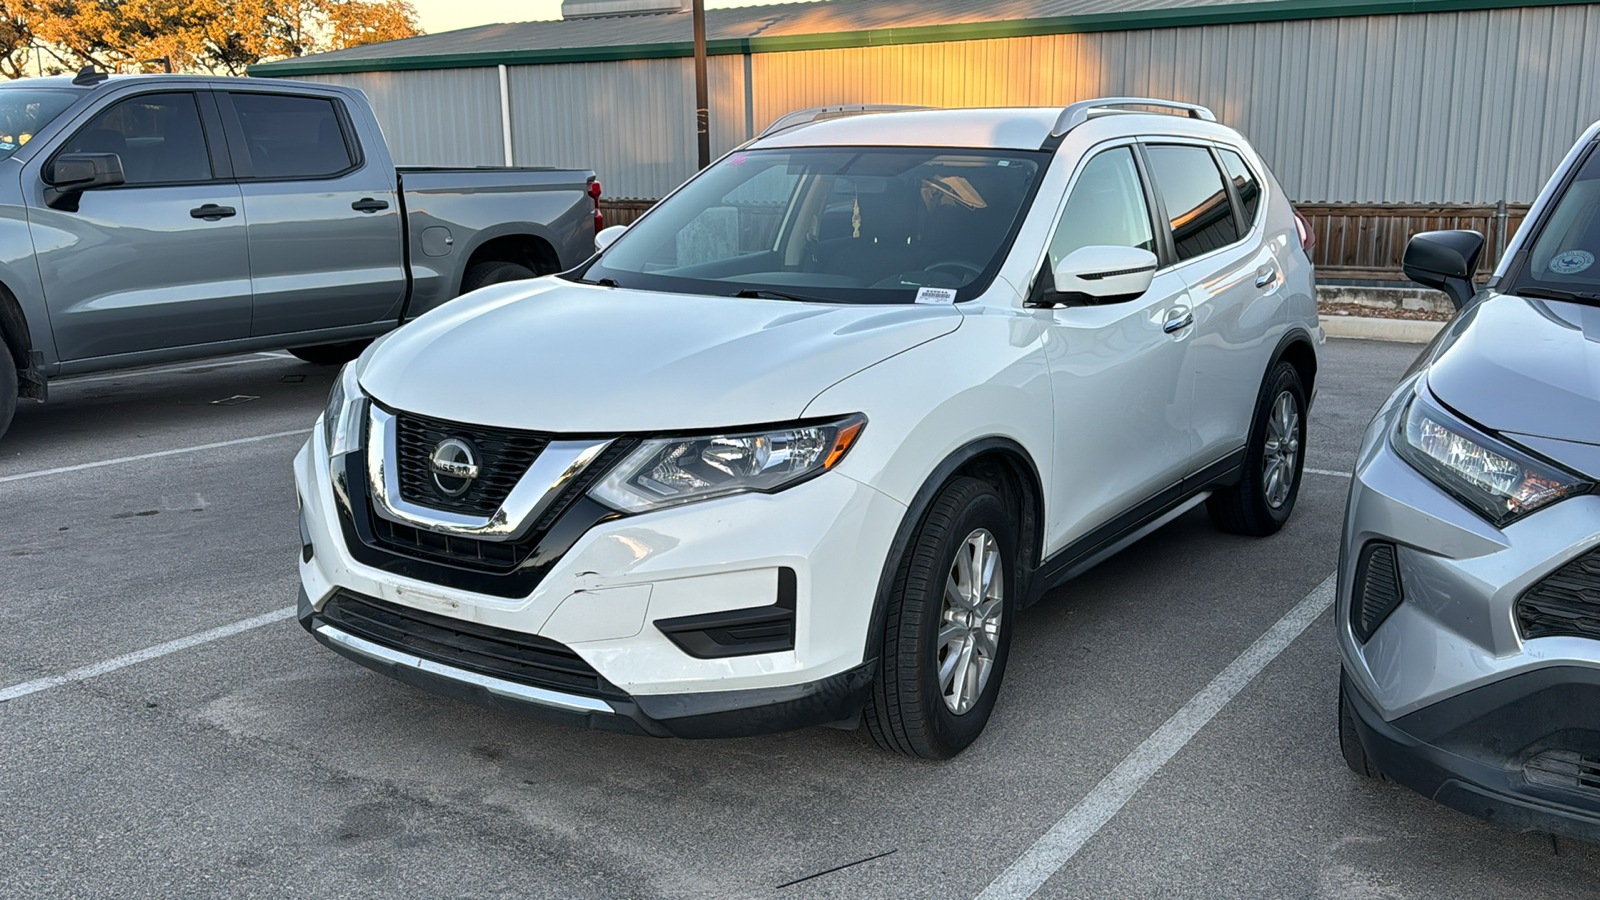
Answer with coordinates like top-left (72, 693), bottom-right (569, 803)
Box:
top-left (589, 415), bottom-right (866, 513)
top-left (321, 362), bottom-right (366, 459)
top-left (1394, 388), bottom-right (1590, 527)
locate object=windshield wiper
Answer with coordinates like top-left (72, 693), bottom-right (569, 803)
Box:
top-left (578, 277), bottom-right (620, 288)
top-left (1514, 286), bottom-right (1600, 304)
top-left (734, 288), bottom-right (832, 304)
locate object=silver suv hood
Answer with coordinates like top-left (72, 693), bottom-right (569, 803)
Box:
top-left (1427, 293), bottom-right (1600, 450)
top-left (358, 278), bottom-right (962, 432)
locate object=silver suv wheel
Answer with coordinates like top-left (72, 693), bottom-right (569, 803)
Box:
top-left (1263, 390), bottom-right (1301, 510)
top-left (938, 528), bottom-right (1005, 715)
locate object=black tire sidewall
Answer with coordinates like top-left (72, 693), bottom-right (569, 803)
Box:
top-left (1242, 362), bottom-right (1307, 530)
top-left (0, 353), bottom-right (15, 441)
top-left (906, 480), bottom-right (1017, 756)
top-left (463, 262), bottom-right (535, 293)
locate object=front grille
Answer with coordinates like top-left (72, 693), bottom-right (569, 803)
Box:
top-left (1518, 549), bottom-right (1600, 640)
top-left (320, 591), bottom-right (622, 699)
top-left (1525, 750), bottom-right (1600, 796)
top-left (1351, 542), bottom-right (1403, 642)
top-left (394, 410), bottom-right (551, 515)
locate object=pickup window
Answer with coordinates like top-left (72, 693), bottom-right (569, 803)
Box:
top-left (59, 93), bottom-right (212, 185)
top-left (229, 93), bottom-right (356, 180)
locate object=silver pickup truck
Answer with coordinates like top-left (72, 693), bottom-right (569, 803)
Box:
top-left (0, 71), bottom-right (601, 441)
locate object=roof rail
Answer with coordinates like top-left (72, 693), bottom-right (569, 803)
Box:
top-left (759, 105), bottom-right (933, 139)
top-left (1050, 98), bottom-right (1216, 137)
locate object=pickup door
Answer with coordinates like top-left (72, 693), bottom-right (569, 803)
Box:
top-left (26, 89), bottom-right (252, 361)
top-left (214, 88), bottom-right (407, 336)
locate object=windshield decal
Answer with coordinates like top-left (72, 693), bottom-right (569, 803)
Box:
top-left (915, 287), bottom-right (958, 305)
top-left (1551, 250), bottom-right (1595, 275)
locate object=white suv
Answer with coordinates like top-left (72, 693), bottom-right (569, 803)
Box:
top-left (294, 100), bottom-right (1321, 758)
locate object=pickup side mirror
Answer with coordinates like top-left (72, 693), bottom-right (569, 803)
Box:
top-left (1027, 245), bottom-right (1159, 309)
top-left (44, 152), bottom-right (126, 212)
top-left (595, 224), bottom-right (628, 254)
top-left (1403, 230), bottom-right (1485, 312)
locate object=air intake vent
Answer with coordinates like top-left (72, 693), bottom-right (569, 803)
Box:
top-left (1352, 542), bottom-right (1403, 642)
top-left (1524, 750), bottom-right (1600, 797)
top-left (1517, 548), bottom-right (1600, 640)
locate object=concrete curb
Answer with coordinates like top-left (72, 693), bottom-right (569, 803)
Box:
top-left (1320, 315), bottom-right (1445, 344)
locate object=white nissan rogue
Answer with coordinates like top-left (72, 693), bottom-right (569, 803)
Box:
top-left (294, 100), bottom-right (1321, 758)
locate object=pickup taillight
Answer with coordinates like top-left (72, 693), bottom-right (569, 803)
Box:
top-left (589, 180), bottom-right (604, 234)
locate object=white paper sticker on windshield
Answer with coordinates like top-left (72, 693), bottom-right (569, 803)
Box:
top-left (915, 287), bottom-right (958, 305)
top-left (1550, 250), bottom-right (1595, 275)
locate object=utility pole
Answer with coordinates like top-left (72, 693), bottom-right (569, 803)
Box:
top-left (693, 0), bottom-right (710, 169)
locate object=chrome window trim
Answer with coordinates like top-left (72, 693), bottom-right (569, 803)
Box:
top-left (365, 404), bottom-right (613, 542)
top-left (315, 623), bottom-right (615, 715)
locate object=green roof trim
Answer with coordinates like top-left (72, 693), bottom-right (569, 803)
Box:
top-left (248, 0), bottom-right (1596, 76)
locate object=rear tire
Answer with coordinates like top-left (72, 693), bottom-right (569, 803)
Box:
top-left (288, 341), bottom-right (370, 366)
top-left (865, 477), bottom-right (1016, 760)
top-left (462, 261), bottom-right (535, 294)
top-left (1207, 361), bottom-right (1306, 536)
top-left (1339, 678), bottom-right (1385, 780)
top-left (0, 352), bottom-right (15, 442)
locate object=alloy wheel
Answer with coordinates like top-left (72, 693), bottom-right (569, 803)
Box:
top-left (1262, 390), bottom-right (1301, 509)
top-left (937, 528), bottom-right (1004, 715)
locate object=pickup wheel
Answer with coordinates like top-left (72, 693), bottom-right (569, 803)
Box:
top-left (288, 341), bottom-right (370, 366)
top-left (462, 261), bottom-right (535, 293)
top-left (865, 477), bottom-right (1016, 760)
top-left (1207, 361), bottom-right (1306, 537)
top-left (0, 352), bottom-right (15, 442)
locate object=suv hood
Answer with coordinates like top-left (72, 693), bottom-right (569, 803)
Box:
top-left (1428, 293), bottom-right (1600, 447)
top-left (358, 278), bottom-right (963, 432)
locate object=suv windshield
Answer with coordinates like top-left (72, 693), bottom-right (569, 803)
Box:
top-left (0, 89), bottom-right (80, 160)
top-left (1508, 144), bottom-right (1600, 301)
top-left (577, 147), bottom-right (1048, 303)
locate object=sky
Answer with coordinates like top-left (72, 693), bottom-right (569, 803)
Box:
top-left (409, 0), bottom-right (794, 35)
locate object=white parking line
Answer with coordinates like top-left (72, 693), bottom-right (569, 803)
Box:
top-left (975, 575), bottom-right (1336, 900)
top-left (0, 429), bottom-right (307, 484)
top-left (57, 353), bottom-right (299, 386)
top-left (0, 606), bottom-right (296, 704)
top-left (1307, 467), bottom-right (1353, 478)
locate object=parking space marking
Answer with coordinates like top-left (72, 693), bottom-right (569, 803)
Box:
top-left (0, 429), bottom-right (307, 484)
top-left (1307, 467), bottom-right (1353, 478)
top-left (974, 574), bottom-right (1336, 900)
top-left (0, 606), bottom-right (295, 704)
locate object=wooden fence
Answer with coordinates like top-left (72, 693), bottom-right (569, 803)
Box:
top-left (604, 199), bottom-right (1532, 282)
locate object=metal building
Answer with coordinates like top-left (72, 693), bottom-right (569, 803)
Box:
top-left (249, 0), bottom-right (1600, 276)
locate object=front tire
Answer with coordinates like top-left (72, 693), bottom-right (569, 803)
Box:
top-left (865, 477), bottom-right (1016, 760)
top-left (1207, 360), bottom-right (1307, 536)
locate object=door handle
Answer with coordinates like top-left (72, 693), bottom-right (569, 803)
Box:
top-left (352, 198), bottom-right (390, 213)
top-left (1163, 308), bottom-right (1194, 334)
top-left (190, 204), bottom-right (236, 220)
top-left (1255, 267), bottom-right (1279, 289)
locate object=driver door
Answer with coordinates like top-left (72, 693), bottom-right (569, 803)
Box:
top-left (1039, 144), bottom-right (1197, 554)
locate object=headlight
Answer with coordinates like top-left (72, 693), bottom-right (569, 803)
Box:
top-left (589, 415), bottom-right (867, 513)
top-left (322, 362), bottom-right (365, 459)
top-left (1395, 389), bottom-right (1590, 527)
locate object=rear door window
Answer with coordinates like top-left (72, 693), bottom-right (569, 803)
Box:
top-left (60, 92), bottom-right (213, 185)
top-left (228, 93), bottom-right (355, 179)
top-left (1146, 145), bottom-right (1240, 261)
top-left (1217, 148), bottom-right (1262, 230)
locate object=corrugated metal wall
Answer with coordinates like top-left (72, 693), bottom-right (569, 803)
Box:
top-left (292, 4), bottom-right (1600, 203)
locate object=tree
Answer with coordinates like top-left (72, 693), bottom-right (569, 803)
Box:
top-left (15, 0), bottom-right (421, 77)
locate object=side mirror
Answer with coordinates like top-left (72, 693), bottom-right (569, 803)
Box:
top-left (595, 224), bottom-right (628, 254)
top-left (1403, 230), bottom-right (1485, 312)
top-left (44, 152), bottom-right (125, 212)
top-left (1028, 245), bottom-right (1158, 308)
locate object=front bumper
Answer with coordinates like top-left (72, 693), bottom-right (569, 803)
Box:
top-left (294, 422), bottom-right (907, 734)
top-left (1342, 668), bottom-right (1600, 841)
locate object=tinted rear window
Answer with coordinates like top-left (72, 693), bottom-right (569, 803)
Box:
top-left (1218, 148), bottom-right (1262, 229)
top-left (230, 93), bottom-right (354, 179)
top-left (1146, 145), bottom-right (1239, 261)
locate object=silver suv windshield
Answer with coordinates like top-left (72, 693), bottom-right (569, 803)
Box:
top-left (576, 147), bottom-right (1048, 304)
top-left (0, 89), bottom-right (80, 160)
top-left (1509, 146), bottom-right (1600, 302)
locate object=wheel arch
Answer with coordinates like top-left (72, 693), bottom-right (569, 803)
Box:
top-left (0, 279), bottom-right (28, 372)
top-left (456, 225), bottom-right (562, 295)
top-left (861, 437), bottom-right (1046, 663)
top-left (1272, 328), bottom-right (1319, 404)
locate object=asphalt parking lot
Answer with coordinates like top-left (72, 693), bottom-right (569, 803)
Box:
top-left (3, 338), bottom-right (1599, 899)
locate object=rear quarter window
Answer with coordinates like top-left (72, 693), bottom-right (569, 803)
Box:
top-left (1217, 148), bottom-right (1263, 230)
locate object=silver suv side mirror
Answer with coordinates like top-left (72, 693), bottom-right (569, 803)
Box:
top-left (595, 224), bottom-right (629, 254)
top-left (1029, 245), bottom-right (1158, 308)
